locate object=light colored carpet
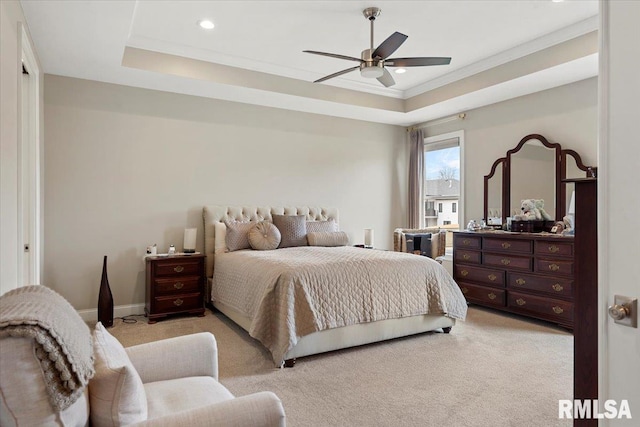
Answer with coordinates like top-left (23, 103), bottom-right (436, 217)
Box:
top-left (108, 307), bottom-right (572, 427)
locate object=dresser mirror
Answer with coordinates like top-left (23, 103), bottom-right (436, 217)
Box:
top-left (484, 134), bottom-right (596, 226)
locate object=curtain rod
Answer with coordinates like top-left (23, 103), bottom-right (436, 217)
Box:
top-left (406, 113), bottom-right (466, 132)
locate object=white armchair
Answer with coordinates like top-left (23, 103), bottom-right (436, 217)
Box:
top-left (1, 320), bottom-right (285, 427)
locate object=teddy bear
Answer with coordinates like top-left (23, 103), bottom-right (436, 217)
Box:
top-left (515, 199), bottom-right (541, 221)
top-left (534, 199), bottom-right (554, 221)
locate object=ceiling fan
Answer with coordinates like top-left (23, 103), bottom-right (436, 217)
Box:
top-left (304, 7), bottom-right (451, 87)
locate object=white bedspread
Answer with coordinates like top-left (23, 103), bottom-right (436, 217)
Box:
top-left (213, 246), bottom-right (467, 363)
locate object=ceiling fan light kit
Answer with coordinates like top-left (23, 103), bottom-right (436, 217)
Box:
top-left (304, 7), bottom-right (451, 87)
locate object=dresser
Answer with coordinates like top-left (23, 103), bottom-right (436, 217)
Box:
top-left (453, 231), bottom-right (574, 329)
top-left (145, 254), bottom-right (206, 323)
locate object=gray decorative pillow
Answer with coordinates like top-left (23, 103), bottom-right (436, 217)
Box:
top-left (248, 221), bottom-right (281, 250)
top-left (306, 220), bottom-right (338, 233)
top-left (224, 220), bottom-right (253, 252)
top-left (272, 214), bottom-right (307, 248)
top-left (307, 231), bottom-right (349, 247)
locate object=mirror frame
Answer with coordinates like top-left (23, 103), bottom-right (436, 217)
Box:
top-left (484, 134), bottom-right (597, 226)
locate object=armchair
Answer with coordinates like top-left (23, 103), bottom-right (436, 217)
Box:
top-left (0, 287), bottom-right (285, 427)
top-left (393, 227), bottom-right (446, 259)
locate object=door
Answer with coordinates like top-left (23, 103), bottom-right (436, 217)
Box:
top-left (599, 0), bottom-right (640, 424)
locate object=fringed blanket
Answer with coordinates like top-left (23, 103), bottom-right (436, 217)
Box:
top-left (0, 285), bottom-right (95, 411)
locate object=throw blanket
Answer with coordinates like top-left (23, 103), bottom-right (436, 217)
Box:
top-left (0, 285), bottom-right (95, 411)
top-left (213, 246), bottom-right (467, 364)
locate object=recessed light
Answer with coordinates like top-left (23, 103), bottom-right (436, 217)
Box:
top-left (198, 20), bottom-right (215, 30)
top-left (394, 68), bottom-right (406, 74)
top-left (551, 0), bottom-right (564, 3)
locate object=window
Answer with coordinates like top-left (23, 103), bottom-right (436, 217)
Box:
top-left (423, 131), bottom-right (464, 248)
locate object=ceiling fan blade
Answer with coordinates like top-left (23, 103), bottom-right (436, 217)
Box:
top-left (372, 32), bottom-right (408, 60)
top-left (386, 57), bottom-right (452, 67)
top-left (313, 66), bottom-right (360, 83)
top-left (377, 68), bottom-right (395, 87)
top-left (303, 50), bottom-right (363, 63)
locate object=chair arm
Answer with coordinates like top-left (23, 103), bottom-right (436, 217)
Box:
top-left (130, 392), bottom-right (286, 427)
top-left (125, 332), bottom-right (218, 383)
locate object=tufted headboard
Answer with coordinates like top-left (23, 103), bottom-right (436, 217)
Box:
top-left (202, 206), bottom-right (339, 278)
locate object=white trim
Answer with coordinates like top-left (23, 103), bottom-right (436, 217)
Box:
top-left (423, 130), bottom-right (465, 231)
top-left (77, 303), bottom-right (146, 322)
top-left (405, 16), bottom-right (599, 98)
top-left (597, 0), bottom-right (609, 415)
top-left (18, 23), bottom-right (42, 285)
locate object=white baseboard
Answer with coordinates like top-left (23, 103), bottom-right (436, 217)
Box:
top-left (77, 303), bottom-right (146, 322)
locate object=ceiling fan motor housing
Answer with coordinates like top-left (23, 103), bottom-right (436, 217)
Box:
top-left (360, 49), bottom-right (384, 78)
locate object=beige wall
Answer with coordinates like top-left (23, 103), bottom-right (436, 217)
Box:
top-left (44, 75), bottom-right (407, 312)
top-left (423, 77), bottom-right (597, 225)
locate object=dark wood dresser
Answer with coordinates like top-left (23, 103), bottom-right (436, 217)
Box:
top-left (453, 231), bottom-right (575, 328)
top-left (145, 254), bottom-right (206, 323)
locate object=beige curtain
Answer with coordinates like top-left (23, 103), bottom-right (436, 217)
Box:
top-left (408, 129), bottom-right (425, 228)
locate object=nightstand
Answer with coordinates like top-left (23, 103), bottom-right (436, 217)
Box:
top-left (145, 254), bottom-right (205, 323)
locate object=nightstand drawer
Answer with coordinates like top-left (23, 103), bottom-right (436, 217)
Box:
top-left (155, 260), bottom-right (201, 277)
top-left (458, 282), bottom-right (505, 307)
top-left (154, 276), bottom-right (201, 295)
top-left (154, 293), bottom-right (202, 314)
top-left (507, 272), bottom-right (573, 298)
top-left (483, 253), bottom-right (532, 271)
top-left (483, 238), bottom-right (532, 254)
top-left (508, 291), bottom-right (573, 323)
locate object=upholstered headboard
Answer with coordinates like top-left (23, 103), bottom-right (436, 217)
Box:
top-left (202, 206), bottom-right (339, 278)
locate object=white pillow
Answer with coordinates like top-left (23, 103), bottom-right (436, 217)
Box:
top-left (89, 323), bottom-right (147, 427)
top-left (213, 222), bottom-right (228, 254)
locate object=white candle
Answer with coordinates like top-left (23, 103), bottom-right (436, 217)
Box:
top-left (183, 228), bottom-right (197, 253)
top-left (364, 229), bottom-right (374, 248)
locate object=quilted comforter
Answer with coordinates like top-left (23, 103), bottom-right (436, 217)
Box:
top-left (212, 246), bottom-right (467, 364)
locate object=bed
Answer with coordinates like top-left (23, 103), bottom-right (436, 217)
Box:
top-left (203, 206), bottom-right (467, 366)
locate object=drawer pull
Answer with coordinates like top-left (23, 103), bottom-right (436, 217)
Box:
top-left (501, 242), bottom-right (511, 249)
top-left (173, 266), bottom-right (184, 273)
top-left (501, 258), bottom-right (510, 265)
top-left (461, 287), bottom-right (469, 294)
top-left (173, 298), bottom-right (183, 307)
top-left (552, 306), bottom-right (564, 314)
top-left (487, 274), bottom-right (497, 281)
top-left (173, 282), bottom-right (184, 290)
top-left (463, 254), bottom-right (470, 260)
top-left (548, 263), bottom-right (560, 272)
top-left (462, 239), bottom-right (470, 245)
top-left (515, 278), bottom-right (526, 286)
top-left (548, 245), bottom-right (560, 253)
top-left (552, 284), bottom-right (564, 292)
top-left (516, 298), bottom-right (526, 306)
top-left (460, 270), bottom-right (469, 277)
top-left (488, 293), bottom-right (497, 300)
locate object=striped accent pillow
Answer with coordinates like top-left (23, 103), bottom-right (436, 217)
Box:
top-left (307, 231), bottom-right (349, 247)
top-left (272, 214), bottom-right (307, 248)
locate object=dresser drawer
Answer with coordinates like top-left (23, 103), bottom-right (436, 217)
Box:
top-left (535, 241), bottom-right (573, 258)
top-left (154, 276), bottom-right (201, 295)
top-left (454, 235), bottom-right (481, 250)
top-left (483, 253), bottom-right (532, 271)
top-left (507, 291), bottom-right (573, 324)
top-left (153, 293), bottom-right (202, 314)
top-left (535, 258), bottom-right (574, 277)
top-left (483, 238), bottom-right (532, 254)
top-left (154, 259), bottom-right (201, 277)
top-left (455, 249), bottom-right (481, 264)
top-left (458, 282), bottom-right (505, 307)
top-left (507, 273), bottom-right (573, 298)
top-left (454, 265), bottom-right (505, 287)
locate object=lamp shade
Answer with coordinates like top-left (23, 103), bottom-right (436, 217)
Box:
top-left (183, 228), bottom-right (197, 253)
top-left (364, 228), bottom-right (374, 248)
top-left (568, 191), bottom-right (576, 215)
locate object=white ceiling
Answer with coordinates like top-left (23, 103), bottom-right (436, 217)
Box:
top-left (20, 0), bottom-right (599, 126)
